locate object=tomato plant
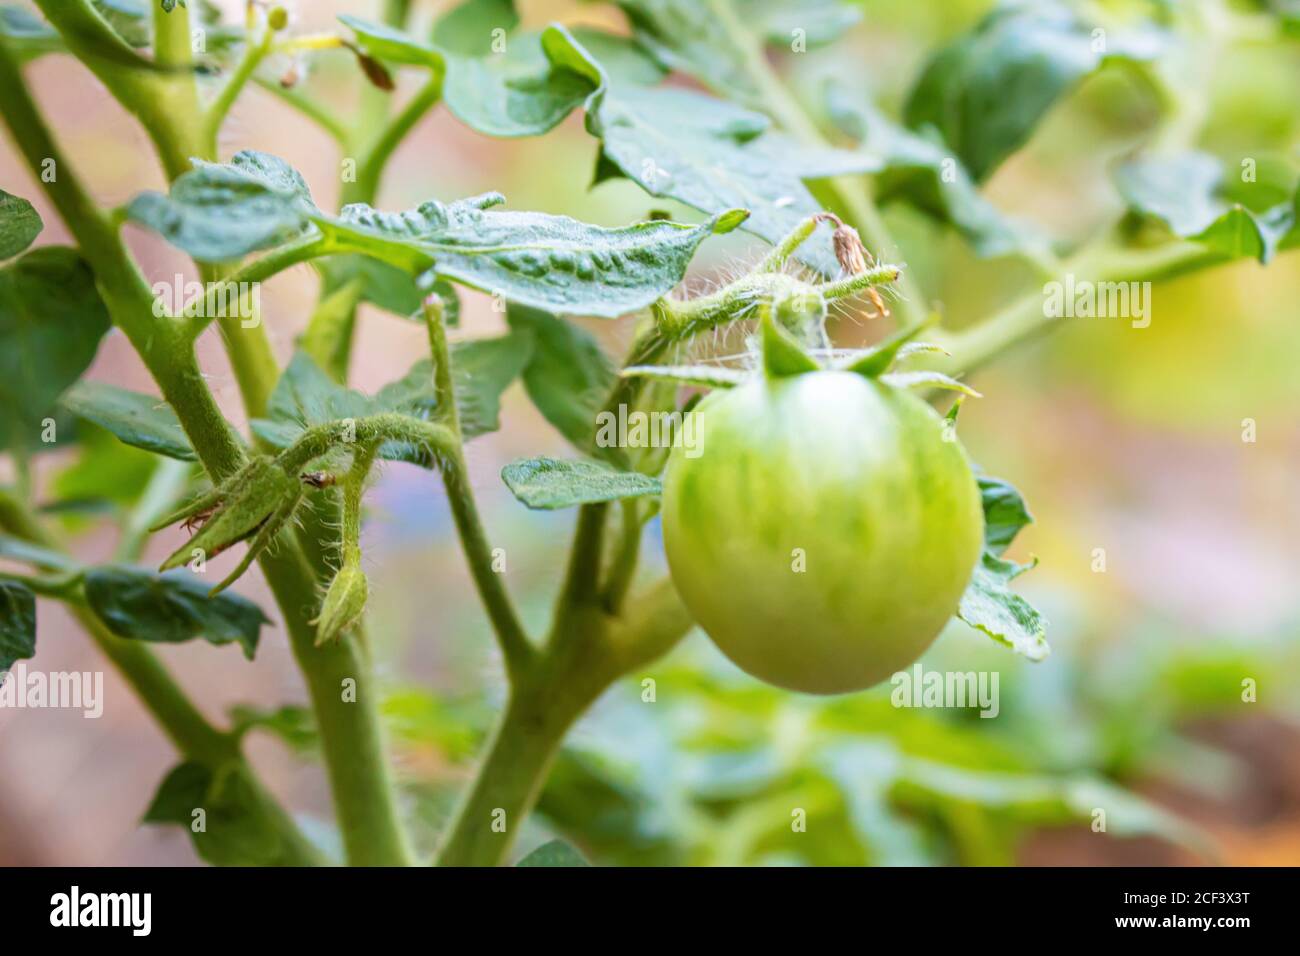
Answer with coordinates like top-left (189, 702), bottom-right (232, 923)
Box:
top-left (0, 0), bottom-right (1295, 869)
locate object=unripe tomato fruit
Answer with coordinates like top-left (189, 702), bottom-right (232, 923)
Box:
top-left (661, 370), bottom-right (983, 694)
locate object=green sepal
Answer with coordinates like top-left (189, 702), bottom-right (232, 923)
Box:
top-left (840, 320), bottom-right (929, 378)
top-left (620, 364), bottom-right (748, 389)
top-left (760, 309), bottom-right (820, 378)
top-left (880, 370), bottom-right (982, 397)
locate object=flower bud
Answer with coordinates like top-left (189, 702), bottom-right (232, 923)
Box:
top-left (314, 563), bottom-right (368, 647)
top-left (158, 456), bottom-right (303, 573)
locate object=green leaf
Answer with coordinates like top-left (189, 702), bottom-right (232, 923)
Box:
top-left (132, 152), bottom-right (738, 315)
top-left (507, 304), bottom-right (615, 449)
top-left (825, 84), bottom-right (1034, 259)
top-left (444, 329), bottom-right (534, 437)
top-left (502, 456), bottom-right (661, 510)
top-left (555, 28), bottom-right (875, 276)
top-left (904, 2), bottom-right (1160, 182)
top-left (126, 151), bottom-right (316, 262)
top-left (0, 188), bottom-right (42, 259)
top-left (58, 381), bottom-right (197, 461)
top-left (0, 247), bottom-right (111, 451)
top-left (434, 0), bottom-right (594, 138)
top-left (0, 5), bottom-right (63, 61)
top-left (516, 838), bottom-right (591, 866)
top-left (93, 0), bottom-right (150, 48)
top-left (891, 758), bottom-right (1204, 851)
top-left (613, 0), bottom-right (861, 111)
top-left (324, 193), bottom-right (743, 318)
top-left (432, 0), bottom-right (518, 55)
top-left (230, 704), bottom-right (319, 755)
top-left (254, 336), bottom-right (529, 461)
top-left (251, 350), bottom-right (403, 457)
top-left (0, 580), bottom-right (36, 672)
top-left (977, 475), bottom-right (1033, 555)
top-left (83, 566), bottom-right (269, 659)
top-left (143, 761), bottom-right (295, 866)
top-left (957, 552), bottom-right (1049, 662)
top-left (313, 254), bottom-right (435, 320)
top-left (339, 13), bottom-right (444, 69)
top-left (1114, 152), bottom-right (1297, 264)
top-left (49, 421), bottom-right (161, 513)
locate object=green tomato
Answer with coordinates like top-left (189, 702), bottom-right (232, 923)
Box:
top-left (661, 370), bottom-right (983, 694)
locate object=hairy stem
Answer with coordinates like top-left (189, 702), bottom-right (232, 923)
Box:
top-left (421, 300), bottom-right (534, 682)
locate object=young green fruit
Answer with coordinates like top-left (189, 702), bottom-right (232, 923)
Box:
top-left (661, 370), bottom-right (983, 694)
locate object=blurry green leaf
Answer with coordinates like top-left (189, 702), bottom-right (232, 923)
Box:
top-left (825, 83), bottom-right (1034, 259)
top-left (0, 247), bottom-right (111, 451)
top-left (977, 474), bottom-right (1033, 555)
top-left (93, 0), bottom-right (149, 48)
top-left (506, 304), bottom-right (615, 449)
top-left (0, 580), bottom-right (36, 672)
top-left (957, 552), bottom-right (1049, 662)
top-left (230, 704), bottom-right (319, 754)
top-left (613, 0), bottom-right (860, 111)
top-left (49, 420), bottom-right (159, 512)
top-left (143, 761), bottom-right (295, 866)
top-left (83, 566), bottom-right (269, 659)
top-left (126, 151), bottom-right (317, 262)
top-left (338, 13), bottom-right (444, 69)
top-left (433, 0), bottom-right (518, 55)
top-left (550, 27), bottom-right (872, 276)
top-left (0, 535), bottom-right (77, 572)
top-left (298, 277), bottom-right (365, 383)
top-left (445, 329), bottom-right (534, 437)
top-left (516, 838), bottom-right (591, 866)
top-left (0, 188), bottom-right (41, 259)
top-left (435, 0), bottom-right (594, 138)
top-left (382, 685), bottom-right (486, 759)
top-left (58, 381), bottom-right (197, 461)
top-left (314, 255), bottom-right (440, 321)
top-left (893, 758), bottom-right (1204, 852)
top-left (0, 6), bottom-right (62, 61)
top-left (502, 457), bottom-right (662, 510)
top-left (1115, 151), bottom-right (1298, 264)
top-left (251, 351), bottom-right (374, 448)
top-left (904, 2), bottom-right (1161, 182)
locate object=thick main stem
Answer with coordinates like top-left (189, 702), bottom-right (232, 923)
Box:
top-left (432, 682), bottom-right (581, 867)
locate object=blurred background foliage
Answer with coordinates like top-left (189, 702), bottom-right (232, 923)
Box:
top-left (1, 0), bottom-right (1298, 865)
